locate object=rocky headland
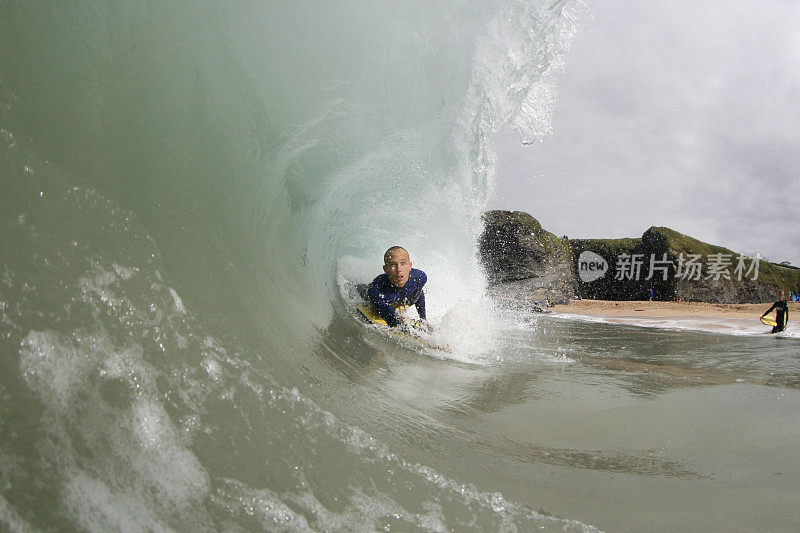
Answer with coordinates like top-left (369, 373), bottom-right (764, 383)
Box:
top-left (480, 210), bottom-right (800, 305)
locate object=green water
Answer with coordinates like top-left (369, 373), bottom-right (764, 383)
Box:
top-left (2, 1), bottom-right (799, 531)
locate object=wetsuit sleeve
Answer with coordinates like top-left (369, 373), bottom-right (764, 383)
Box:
top-left (763, 302), bottom-right (777, 317)
top-left (413, 270), bottom-right (427, 319)
top-left (367, 282), bottom-right (400, 327)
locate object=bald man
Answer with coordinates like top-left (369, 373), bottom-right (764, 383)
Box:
top-left (365, 246), bottom-right (429, 329)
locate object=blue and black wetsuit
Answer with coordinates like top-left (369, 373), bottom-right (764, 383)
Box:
top-left (362, 268), bottom-right (427, 327)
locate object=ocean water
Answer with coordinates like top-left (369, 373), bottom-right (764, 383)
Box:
top-left (2, 2), bottom-right (800, 532)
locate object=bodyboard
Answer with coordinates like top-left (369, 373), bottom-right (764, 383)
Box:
top-left (357, 304), bottom-right (450, 352)
top-left (357, 304), bottom-right (392, 326)
top-left (760, 315), bottom-right (778, 327)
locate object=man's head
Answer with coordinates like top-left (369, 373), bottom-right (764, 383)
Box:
top-left (383, 246), bottom-right (412, 287)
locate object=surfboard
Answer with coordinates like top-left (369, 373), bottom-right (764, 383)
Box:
top-left (357, 304), bottom-right (451, 352)
top-left (760, 315), bottom-right (777, 327)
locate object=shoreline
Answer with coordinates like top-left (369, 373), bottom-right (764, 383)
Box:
top-left (551, 299), bottom-right (799, 319)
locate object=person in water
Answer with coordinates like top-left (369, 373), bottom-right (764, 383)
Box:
top-left (762, 290), bottom-right (789, 333)
top-left (364, 246), bottom-right (430, 330)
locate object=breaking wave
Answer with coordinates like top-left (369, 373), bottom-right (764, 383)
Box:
top-left (0, 1), bottom-right (592, 530)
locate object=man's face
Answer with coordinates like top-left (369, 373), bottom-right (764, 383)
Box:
top-left (383, 249), bottom-right (412, 287)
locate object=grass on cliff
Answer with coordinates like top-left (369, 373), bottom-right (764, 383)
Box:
top-left (572, 226), bottom-right (800, 292)
top-left (497, 211), bottom-right (572, 257)
top-left (569, 237), bottom-right (640, 256)
top-left (653, 226), bottom-right (800, 290)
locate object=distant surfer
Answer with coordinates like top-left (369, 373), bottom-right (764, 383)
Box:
top-left (361, 246), bottom-right (431, 331)
top-left (762, 290), bottom-right (789, 333)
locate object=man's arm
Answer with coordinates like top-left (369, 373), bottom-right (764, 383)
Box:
top-left (762, 302), bottom-right (777, 317)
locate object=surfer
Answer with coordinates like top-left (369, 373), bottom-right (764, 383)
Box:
top-left (363, 246), bottom-right (431, 331)
top-left (762, 290), bottom-right (789, 333)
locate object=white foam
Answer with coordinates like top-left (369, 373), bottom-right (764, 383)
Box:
top-left (168, 288), bottom-right (186, 315)
top-left (434, 299), bottom-right (503, 363)
top-left (78, 265), bottom-right (125, 313)
top-left (288, 486), bottom-right (429, 533)
top-left (213, 479), bottom-right (310, 530)
top-left (99, 344), bottom-right (147, 382)
top-left (130, 398), bottom-right (210, 505)
top-left (62, 473), bottom-right (171, 533)
top-left (202, 357), bottom-right (222, 382)
top-left (112, 264), bottom-right (139, 281)
top-left (0, 494), bottom-right (35, 533)
top-left (18, 327), bottom-right (211, 528)
top-left (19, 330), bottom-right (93, 406)
top-left (174, 332), bottom-right (189, 350)
top-left (551, 312), bottom-right (800, 339)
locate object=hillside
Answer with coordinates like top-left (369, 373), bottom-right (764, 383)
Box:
top-left (480, 210), bottom-right (800, 304)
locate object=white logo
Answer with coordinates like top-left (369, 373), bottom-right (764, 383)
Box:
top-left (578, 251), bottom-right (608, 282)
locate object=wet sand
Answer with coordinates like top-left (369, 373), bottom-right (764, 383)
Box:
top-left (552, 299), bottom-right (799, 319)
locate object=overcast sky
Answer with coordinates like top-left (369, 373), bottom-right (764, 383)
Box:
top-left (489, 0), bottom-right (800, 266)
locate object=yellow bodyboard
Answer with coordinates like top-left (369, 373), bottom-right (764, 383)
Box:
top-left (357, 304), bottom-right (450, 352)
top-left (357, 304), bottom-right (391, 326)
top-left (760, 315), bottom-right (778, 327)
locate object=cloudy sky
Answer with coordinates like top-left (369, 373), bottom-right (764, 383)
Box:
top-left (489, 0), bottom-right (800, 266)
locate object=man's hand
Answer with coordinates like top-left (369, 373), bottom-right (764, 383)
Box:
top-left (409, 318), bottom-right (433, 334)
top-left (416, 319), bottom-right (433, 333)
top-left (398, 316), bottom-right (433, 334)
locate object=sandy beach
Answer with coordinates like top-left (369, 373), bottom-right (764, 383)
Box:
top-left (552, 299), bottom-right (800, 319)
